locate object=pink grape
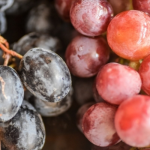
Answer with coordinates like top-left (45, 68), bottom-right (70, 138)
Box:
top-left (76, 102), bottom-right (94, 132)
top-left (96, 63), bottom-right (142, 105)
top-left (65, 35), bottom-right (110, 78)
top-left (115, 95), bottom-right (150, 147)
top-left (70, 0), bottom-right (113, 37)
top-left (139, 55), bottom-right (150, 95)
top-left (82, 102), bottom-right (120, 147)
top-left (91, 141), bottom-right (131, 150)
top-left (107, 10), bottom-right (150, 60)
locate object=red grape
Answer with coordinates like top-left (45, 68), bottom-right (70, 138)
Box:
top-left (91, 141), bottom-right (131, 150)
top-left (139, 55), bottom-right (150, 95)
top-left (96, 63), bottom-right (141, 105)
top-left (76, 102), bottom-right (94, 132)
top-left (133, 0), bottom-right (150, 15)
top-left (93, 79), bottom-right (105, 103)
top-left (55, 0), bottom-right (73, 21)
top-left (65, 35), bottom-right (110, 78)
top-left (108, 0), bottom-right (130, 15)
top-left (115, 95), bottom-right (150, 147)
top-left (70, 0), bottom-right (113, 37)
top-left (82, 102), bottom-right (120, 147)
top-left (107, 10), bottom-right (150, 60)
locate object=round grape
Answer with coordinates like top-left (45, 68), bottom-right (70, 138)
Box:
top-left (19, 48), bottom-right (71, 103)
top-left (82, 102), bottom-right (120, 147)
top-left (115, 95), bottom-right (150, 147)
top-left (107, 10), bottom-right (150, 60)
top-left (96, 63), bottom-right (141, 105)
top-left (0, 66), bottom-right (24, 122)
top-left (70, 0), bottom-right (113, 37)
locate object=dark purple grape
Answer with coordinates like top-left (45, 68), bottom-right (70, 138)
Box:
top-left (33, 88), bottom-right (73, 116)
top-left (0, 66), bottom-right (24, 122)
top-left (26, 1), bottom-right (62, 35)
top-left (0, 101), bottom-right (45, 150)
top-left (0, 12), bottom-right (6, 34)
top-left (6, 0), bottom-right (36, 15)
top-left (19, 48), bottom-right (72, 102)
top-left (73, 77), bottom-right (94, 105)
top-left (13, 32), bottom-right (62, 55)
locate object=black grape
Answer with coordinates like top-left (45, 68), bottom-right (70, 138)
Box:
top-left (13, 32), bottom-right (62, 56)
top-left (0, 66), bottom-right (24, 122)
top-left (0, 101), bottom-right (45, 150)
top-left (19, 48), bottom-right (72, 102)
top-left (33, 88), bottom-right (73, 116)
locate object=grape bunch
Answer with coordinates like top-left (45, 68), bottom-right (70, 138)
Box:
top-left (2, 0), bottom-right (150, 150)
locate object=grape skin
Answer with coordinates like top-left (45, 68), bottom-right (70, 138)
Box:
top-left (0, 66), bottom-right (24, 122)
top-left (55, 0), bottom-right (73, 21)
top-left (0, 101), bottom-right (45, 150)
top-left (107, 10), bottom-right (150, 60)
top-left (133, 0), bottom-right (150, 15)
top-left (13, 32), bottom-right (61, 55)
top-left (115, 95), bottom-right (150, 147)
top-left (91, 141), bottom-right (131, 150)
top-left (65, 35), bottom-right (110, 77)
top-left (33, 88), bottom-right (73, 117)
top-left (70, 0), bottom-right (113, 37)
top-left (19, 48), bottom-right (71, 103)
top-left (108, 0), bottom-right (130, 15)
top-left (76, 102), bottom-right (94, 132)
top-left (96, 63), bottom-right (141, 105)
top-left (139, 55), bottom-right (150, 95)
top-left (82, 102), bottom-right (120, 147)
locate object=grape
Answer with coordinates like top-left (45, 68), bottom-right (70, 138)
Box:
top-left (73, 77), bottom-right (94, 105)
top-left (115, 95), bottom-right (150, 147)
top-left (76, 102), bottom-right (94, 132)
top-left (91, 141), bottom-right (131, 150)
top-left (93, 79), bottom-right (105, 103)
top-left (65, 35), bottom-right (110, 77)
top-left (19, 48), bottom-right (71, 102)
top-left (0, 12), bottom-right (6, 34)
top-left (108, 0), bottom-right (130, 15)
top-left (133, 0), bottom-right (150, 15)
top-left (82, 102), bottom-right (120, 147)
top-left (33, 88), bottom-right (73, 117)
top-left (96, 63), bottom-right (141, 105)
top-left (13, 32), bottom-right (61, 55)
top-left (70, 0), bottom-right (113, 37)
top-left (0, 66), bottom-right (24, 122)
top-left (6, 0), bottom-right (35, 15)
top-left (26, 1), bottom-right (62, 35)
top-left (107, 10), bottom-right (150, 60)
top-left (55, 0), bottom-right (73, 21)
top-left (0, 101), bottom-right (45, 150)
top-left (139, 54), bottom-right (150, 95)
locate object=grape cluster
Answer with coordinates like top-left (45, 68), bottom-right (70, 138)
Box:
top-left (2, 0), bottom-right (150, 150)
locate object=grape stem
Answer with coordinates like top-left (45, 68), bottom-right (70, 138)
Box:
top-left (0, 36), bottom-right (23, 59)
top-left (3, 53), bottom-right (11, 66)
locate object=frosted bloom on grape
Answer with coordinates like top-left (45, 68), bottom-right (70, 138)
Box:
top-left (82, 102), bottom-right (120, 147)
top-left (96, 63), bottom-right (142, 105)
